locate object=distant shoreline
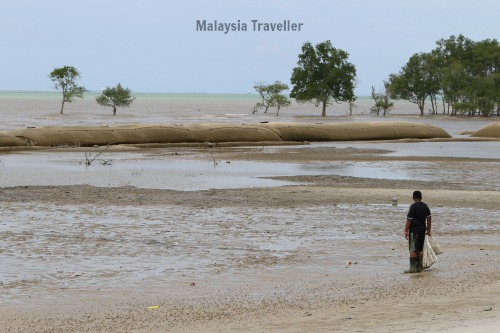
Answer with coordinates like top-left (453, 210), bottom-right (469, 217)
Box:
top-left (0, 90), bottom-right (372, 99)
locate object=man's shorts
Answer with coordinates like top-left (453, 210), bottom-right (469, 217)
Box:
top-left (409, 232), bottom-right (425, 252)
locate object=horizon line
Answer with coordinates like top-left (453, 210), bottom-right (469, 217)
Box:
top-left (0, 89), bottom-right (372, 97)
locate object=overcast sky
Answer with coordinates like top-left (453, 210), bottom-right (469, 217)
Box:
top-left (1, 0), bottom-right (499, 95)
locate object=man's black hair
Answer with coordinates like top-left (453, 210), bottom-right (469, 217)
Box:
top-left (413, 190), bottom-right (422, 199)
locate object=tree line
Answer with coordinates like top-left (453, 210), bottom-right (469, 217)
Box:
top-left (51, 35), bottom-right (499, 118)
top-left (256, 34), bottom-right (499, 117)
top-left (387, 34), bottom-right (500, 117)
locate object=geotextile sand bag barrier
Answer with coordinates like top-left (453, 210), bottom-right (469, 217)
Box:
top-left (104, 125), bottom-right (193, 144)
top-left (0, 132), bottom-right (26, 146)
top-left (262, 121), bottom-right (451, 141)
top-left (187, 123), bottom-right (282, 142)
top-left (2, 121), bottom-right (451, 147)
top-left (9, 125), bottom-right (194, 146)
top-left (471, 122), bottom-right (500, 138)
top-left (11, 127), bottom-right (117, 146)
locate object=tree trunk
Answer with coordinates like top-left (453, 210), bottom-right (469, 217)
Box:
top-left (321, 100), bottom-right (327, 117)
top-left (60, 101), bottom-right (65, 114)
top-left (113, 107), bottom-right (117, 116)
top-left (418, 101), bottom-right (425, 116)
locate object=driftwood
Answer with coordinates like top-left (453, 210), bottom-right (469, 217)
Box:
top-left (80, 144), bottom-right (113, 167)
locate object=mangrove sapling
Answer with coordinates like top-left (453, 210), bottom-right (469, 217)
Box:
top-left (207, 143), bottom-right (224, 167)
top-left (96, 83), bottom-right (135, 116)
top-left (211, 150), bottom-right (220, 167)
top-left (253, 81), bottom-right (290, 114)
top-left (370, 84), bottom-right (393, 116)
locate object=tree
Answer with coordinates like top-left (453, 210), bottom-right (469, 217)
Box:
top-left (253, 81), bottom-right (290, 114)
top-left (290, 40), bottom-right (357, 116)
top-left (439, 60), bottom-right (469, 115)
top-left (470, 39), bottom-right (500, 116)
top-left (268, 94), bottom-right (291, 116)
top-left (347, 79), bottom-right (359, 116)
top-left (96, 83), bottom-right (135, 115)
top-left (433, 35), bottom-right (475, 115)
top-left (387, 53), bottom-right (438, 115)
top-left (370, 83), bottom-right (393, 116)
top-left (49, 66), bottom-right (86, 114)
top-left (388, 34), bottom-right (500, 117)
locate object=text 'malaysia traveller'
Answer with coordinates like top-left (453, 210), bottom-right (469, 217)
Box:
top-left (196, 20), bottom-right (304, 34)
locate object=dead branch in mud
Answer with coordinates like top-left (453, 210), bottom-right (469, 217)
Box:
top-left (80, 144), bottom-right (113, 167)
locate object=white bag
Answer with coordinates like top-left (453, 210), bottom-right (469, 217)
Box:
top-left (428, 236), bottom-right (443, 255)
top-left (422, 236), bottom-right (438, 269)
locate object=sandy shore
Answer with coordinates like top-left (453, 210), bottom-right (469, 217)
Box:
top-left (1, 142), bottom-right (499, 332)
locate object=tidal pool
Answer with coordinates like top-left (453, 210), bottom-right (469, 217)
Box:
top-left (1, 140), bottom-right (499, 191)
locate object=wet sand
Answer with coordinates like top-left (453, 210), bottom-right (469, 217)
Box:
top-left (1, 139), bottom-right (499, 332)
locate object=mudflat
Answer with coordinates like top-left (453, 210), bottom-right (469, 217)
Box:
top-left (1, 133), bottom-right (499, 333)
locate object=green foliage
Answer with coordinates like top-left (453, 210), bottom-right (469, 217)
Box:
top-left (389, 34), bottom-right (500, 117)
top-left (387, 53), bottom-right (438, 115)
top-left (253, 81), bottom-right (290, 115)
top-left (48, 66), bottom-right (85, 114)
top-left (96, 83), bottom-right (135, 115)
top-left (476, 96), bottom-right (495, 117)
top-left (268, 94), bottom-right (291, 116)
top-left (370, 84), bottom-right (393, 116)
top-left (290, 40), bottom-right (357, 116)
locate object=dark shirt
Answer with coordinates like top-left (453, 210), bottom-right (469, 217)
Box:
top-left (407, 201), bottom-right (431, 234)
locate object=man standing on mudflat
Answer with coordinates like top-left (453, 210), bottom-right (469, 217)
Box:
top-left (404, 190), bottom-right (432, 273)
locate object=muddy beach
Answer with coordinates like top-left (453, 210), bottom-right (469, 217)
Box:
top-left (0, 94), bottom-right (499, 333)
top-left (1, 125), bottom-right (499, 332)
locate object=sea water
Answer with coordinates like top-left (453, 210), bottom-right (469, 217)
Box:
top-left (0, 91), bottom-right (498, 190)
top-left (0, 90), bottom-right (446, 131)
